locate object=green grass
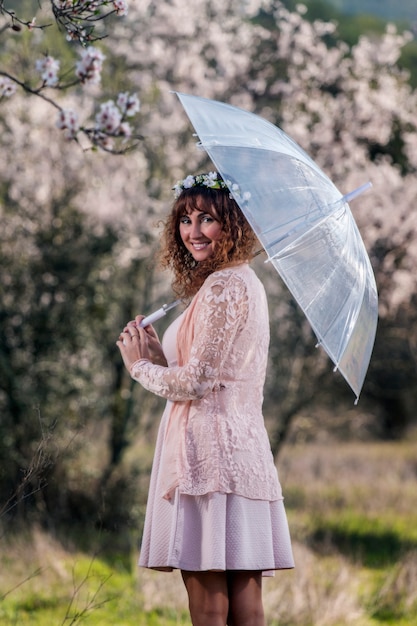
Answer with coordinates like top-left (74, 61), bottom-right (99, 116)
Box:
top-left (279, 440), bottom-right (417, 625)
top-left (2, 440), bottom-right (417, 625)
top-left (308, 511), bottom-right (417, 567)
top-left (0, 553), bottom-right (192, 625)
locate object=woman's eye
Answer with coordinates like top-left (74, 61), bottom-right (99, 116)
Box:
top-left (201, 215), bottom-right (214, 223)
top-left (180, 217), bottom-right (191, 224)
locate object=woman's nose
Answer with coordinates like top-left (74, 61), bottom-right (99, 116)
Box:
top-left (190, 221), bottom-right (201, 238)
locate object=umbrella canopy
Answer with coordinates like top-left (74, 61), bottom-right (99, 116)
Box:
top-left (175, 92), bottom-right (378, 400)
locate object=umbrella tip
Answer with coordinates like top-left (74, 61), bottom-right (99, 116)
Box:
top-left (342, 182), bottom-right (372, 204)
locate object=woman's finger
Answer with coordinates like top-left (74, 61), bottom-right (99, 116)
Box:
top-left (119, 329), bottom-right (138, 345)
top-left (136, 316), bottom-right (158, 339)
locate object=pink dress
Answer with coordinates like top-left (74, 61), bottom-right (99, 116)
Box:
top-left (134, 265), bottom-right (294, 574)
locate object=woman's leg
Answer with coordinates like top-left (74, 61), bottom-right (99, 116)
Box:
top-left (226, 571), bottom-right (265, 626)
top-left (181, 570), bottom-right (229, 626)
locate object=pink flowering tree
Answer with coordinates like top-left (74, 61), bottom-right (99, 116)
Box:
top-left (0, 0), bottom-right (139, 153)
top-left (1, 0), bottom-right (417, 528)
top-left (246, 4), bottom-right (417, 441)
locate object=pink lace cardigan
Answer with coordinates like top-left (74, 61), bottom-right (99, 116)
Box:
top-left (130, 263), bottom-right (283, 502)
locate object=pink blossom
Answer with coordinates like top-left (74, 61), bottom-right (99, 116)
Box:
top-left (75, 46), bottom-right (105, 85)
top-left (95, 100), bottom-right (122, 134)
top-left (116, 92), bottom-right (140, 117)
top-left (97, 135), bottom-right (114, 150)
top-left (118, 121), bottom-right (132, 138)
top-left (35, 56), bottom-right (60, 87)
top-left (56, 109), bottom-right (79, 139)
top-left (0, 76), bottom-right (17, 98)
top-left (113, 0), bottom-right (128, 16)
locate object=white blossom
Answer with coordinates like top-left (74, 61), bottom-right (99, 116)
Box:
top-left (95, 100), bottom-right (122, 133)
top-left (56, 108), bottom-right (79, 139)
top-left (35, 56), bottom-right (60, 87)
top-left (118, 121), bottom-right (132, 138)
top-left (113, 0), bottom-right (128, 16)
top-left (0, 76), bottom-right (17, 98)
top-left (117, 92), bottom-right (140, 117)
top-left (183, 175), bottom-right (195, 188)
top-left (75, 46), bottom-right (105, 85)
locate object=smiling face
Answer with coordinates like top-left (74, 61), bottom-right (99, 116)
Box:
top-left (162, 183), bottom-right (258, 298)
top-left (179, 205), bottom-right (223, 262)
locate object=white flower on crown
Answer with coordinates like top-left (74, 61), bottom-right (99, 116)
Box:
top-left (173, 172), bottom-right (226, 198)
top-left (205, 171), bottom-right (219, 186)
top-left (173, 171), bottom-right (251, 203)
top-left (183, 175), bottom-right (196, 189)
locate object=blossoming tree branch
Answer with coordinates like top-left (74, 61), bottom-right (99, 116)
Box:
top-left (0, 0), bottom-right (141, 153)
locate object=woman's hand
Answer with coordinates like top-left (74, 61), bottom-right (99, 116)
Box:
top-left (134, 315), bottom-right (168, 367)
top-left (116, 317), bottom-right (167, 373)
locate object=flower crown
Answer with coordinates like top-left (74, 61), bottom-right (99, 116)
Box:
top-left (173, 172), bottom-right (230, 199)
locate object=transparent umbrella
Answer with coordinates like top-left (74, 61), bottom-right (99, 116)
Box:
top-left (175, 92), bottom-right (378, 401)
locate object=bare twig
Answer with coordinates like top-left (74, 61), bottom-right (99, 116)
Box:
top-left (0, 568), bottom-right (44, 601)
top-left (0, 70), bottom-right (142, 154)
top-left (0, 407), bottom-right (55, 521)
top-left (0, 0), bottom-right (51, 32)
top-left (51, 0), bottom-right (116, 44)
top-left (0, 0), bottom-right (120, 42)
top-left (1, 0), bottom-right (138, 154)
top-left (62, 555), bottom-right (115, 625)
top-left (0, 70), bottom-right (62, 110)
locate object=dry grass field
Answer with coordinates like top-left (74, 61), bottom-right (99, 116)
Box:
top-left (1, 439), bottom-right (417, 625)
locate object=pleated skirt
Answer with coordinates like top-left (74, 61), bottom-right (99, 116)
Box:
top-left (139, 488), bottom-right (295, 575)
top-left (139, 404), bottom-right (294, 576)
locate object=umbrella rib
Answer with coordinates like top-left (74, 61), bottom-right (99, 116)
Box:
top-left (263, 206), bottom-right (328, 250)
top-left (266, 202), bottom-right (346, 262)
top-left (307, 234), bottom-right (367, 367)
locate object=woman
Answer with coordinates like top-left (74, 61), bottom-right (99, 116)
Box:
top-left (117, 172), bottom-right (294, 626)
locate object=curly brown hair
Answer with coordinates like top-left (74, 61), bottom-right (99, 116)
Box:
top-left (159, 184), bottom-right (258, 299)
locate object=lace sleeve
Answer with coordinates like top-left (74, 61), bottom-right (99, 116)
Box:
top-left (130, 271), bottom-right (249, 401)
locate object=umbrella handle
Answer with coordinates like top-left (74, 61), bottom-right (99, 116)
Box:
top-left (139, 300), bottom-right (181, 327)
top-left (122, 300), bottom-right (181, 345)
top-left (342, 182), bottom-right (372, 203)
